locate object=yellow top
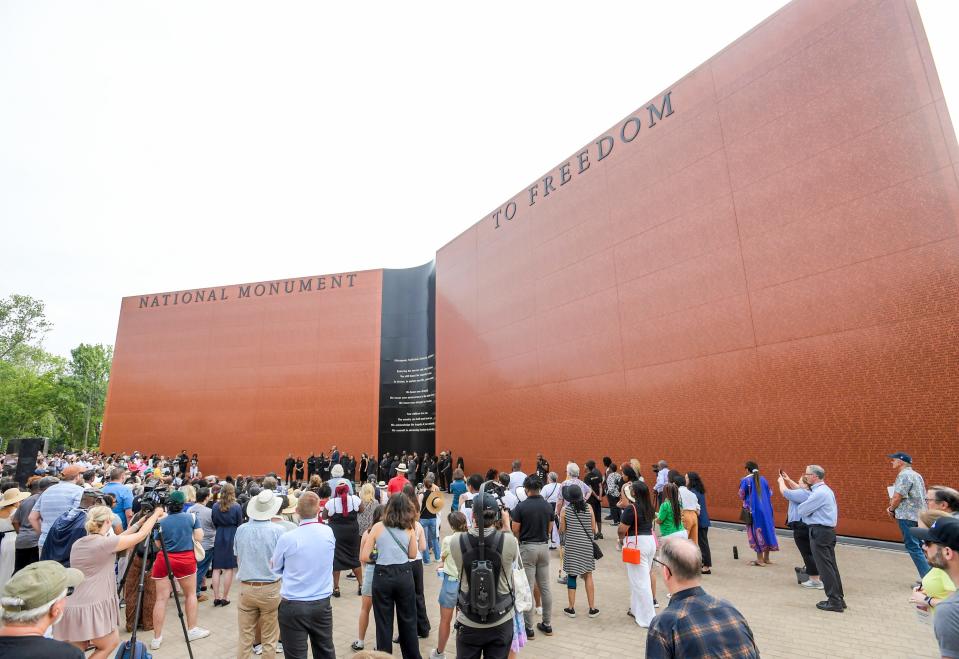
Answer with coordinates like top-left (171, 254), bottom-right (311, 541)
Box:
top-left (441, 532), bottom-right (460, 580)
top-left (923, 567), bottom-right (956, 611)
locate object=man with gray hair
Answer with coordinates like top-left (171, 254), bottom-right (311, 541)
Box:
top-left (796, 465), bottom-right (846, 613)
top-left (0, 560), bottom-right (85, 658)
top-left (927, 486), bottom-right (959, 518)
top-left (646, 537), bottom-right (758, 658)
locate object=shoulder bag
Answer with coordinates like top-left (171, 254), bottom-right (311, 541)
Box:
top-left (621, 504), bottom-right (642, 565)
top-left (512, 551), bottom-right (533, 612)
top-left (571, 508), bottom-right (603, 560)
top-left (190, 513), bottom-right (205, 561)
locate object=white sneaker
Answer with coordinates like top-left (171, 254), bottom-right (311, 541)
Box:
top-left (801, 580), bottom-right (825, 590)
top-left (557, 570), bottom-right (567, 584)
top-left (253, 644), bottom-right (263, 655)
top-left (150, 637), bottom-right (163, 650)
top-left (535, 606), bottom-right (543, 616)
top-left (278, 641), bottom-right (284, 654)
top-left (188, 627), bottom-right (211, 642)
top-left (430, 650), bottom-right (447, 659)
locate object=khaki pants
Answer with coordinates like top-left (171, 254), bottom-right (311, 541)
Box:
top-left (682, 510), bottom-right (699, 546)
top-left (238, 580), bottom-right (281, 659)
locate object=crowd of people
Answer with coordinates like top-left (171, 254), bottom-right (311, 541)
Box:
top-left (0, 447), bottom-right (957, 658)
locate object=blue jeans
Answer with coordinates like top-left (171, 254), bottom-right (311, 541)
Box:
top-left (195, 550), bottom-right (215, 595)
top-left (898, 518), bottom-right (931, 577)
top-left (420, 518), bottom-right (440, 563)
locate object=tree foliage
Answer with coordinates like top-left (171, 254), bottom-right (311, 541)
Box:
top-left (0, 295), bottom-right (112, 450)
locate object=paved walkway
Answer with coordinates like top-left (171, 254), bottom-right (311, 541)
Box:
top-left (120, 497), bottom-right (941, 658)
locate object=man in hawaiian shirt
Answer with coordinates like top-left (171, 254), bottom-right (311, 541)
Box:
top-left (887, 451), bottom-right (930, 578)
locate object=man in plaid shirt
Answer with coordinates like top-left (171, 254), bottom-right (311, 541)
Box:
top-left (646, 537), bottom-right (759, 659)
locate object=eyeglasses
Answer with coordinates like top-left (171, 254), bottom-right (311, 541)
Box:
top-left (652, 557), bottom-right (669, 569)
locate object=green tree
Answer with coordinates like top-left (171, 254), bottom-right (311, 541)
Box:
top-left (0, 294), bottom-right (52, 360)
top-left (68, 343), bottom-right (113, 450)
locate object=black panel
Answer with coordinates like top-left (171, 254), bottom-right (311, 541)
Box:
top-left (13, 437), bottom-right (45, 487)
top-left (378, 262), bottom-right (435, 457)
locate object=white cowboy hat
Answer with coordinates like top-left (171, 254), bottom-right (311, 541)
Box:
top-left (247, 490), bottom-right (282, 521)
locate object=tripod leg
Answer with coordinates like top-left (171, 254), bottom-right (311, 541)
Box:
top-left (156, 525), bottom-right (196, 659)
top-left (120, 535), bottom-right (151, 659)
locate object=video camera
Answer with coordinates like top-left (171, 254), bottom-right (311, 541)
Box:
top-left (134, 478), bottom-right (170, 512)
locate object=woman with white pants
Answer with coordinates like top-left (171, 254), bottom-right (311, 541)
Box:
top-left (619, 481), bottom-right (658, 627)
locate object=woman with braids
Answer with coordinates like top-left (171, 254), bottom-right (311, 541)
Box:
top-left (654, 482), bottom-right (686, 540)
top-left (738, 461), bottom-right (778, 566)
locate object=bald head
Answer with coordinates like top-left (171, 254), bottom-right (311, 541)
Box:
top-left (660, 536), bottom-right (703, 581)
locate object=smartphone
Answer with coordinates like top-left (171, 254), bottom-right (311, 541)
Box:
top-left (779, 469), bottom-right (785, 478)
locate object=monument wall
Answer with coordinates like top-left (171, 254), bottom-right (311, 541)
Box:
top-left (435, 0), bottom-right (959, 540)
top-left (101, 270), bottom-right (384, 475)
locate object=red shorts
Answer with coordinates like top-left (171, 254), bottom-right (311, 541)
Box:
top-left (151, 550), bottom-right (197, 580)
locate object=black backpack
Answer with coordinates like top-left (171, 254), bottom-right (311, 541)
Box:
top-left (40, 507), bottom-right (88, 567)
top-left (457, 531), bottom-right (514, 623)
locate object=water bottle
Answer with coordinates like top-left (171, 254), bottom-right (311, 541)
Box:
top-left (733, 545), bottom-right (739, 560)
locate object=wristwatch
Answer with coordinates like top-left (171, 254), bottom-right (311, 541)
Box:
top-left (925, 595), bottom-right (934, 606)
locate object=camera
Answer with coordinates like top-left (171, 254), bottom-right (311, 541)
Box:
top-left (134, 479), bottom-right (169, 512)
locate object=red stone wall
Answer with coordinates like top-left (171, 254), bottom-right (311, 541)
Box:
top-left (435, 0), bottom-right (959, 540)
top-left (101, 271), bottom-right (383, 477)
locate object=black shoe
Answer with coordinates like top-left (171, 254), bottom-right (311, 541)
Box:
top-left (536, 622), bottom-right (553, 636)
top-left (332, 589), bottom-right (340, 598)
top-left (816, 601), bottom-right (844, 613)
top-left (588, 608), bottom-right (600, 618)
top-left (526, 626), bottom-right (534, 639)
top-left (595, 533), bottom-right (604, 540)
top-left (213, 599), bottom-right (222, 607)
top-left (563, 607), bottom-right (576, 618)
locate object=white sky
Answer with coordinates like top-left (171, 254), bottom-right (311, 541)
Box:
top-left (1, 1), bottom-right (956, 358)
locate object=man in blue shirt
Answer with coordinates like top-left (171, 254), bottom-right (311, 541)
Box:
top-left (101, 467), bottom-right (134, 528)
top-left (795, 465), bottom-right (845, 613)
top-left (270, 491), bottom-right (335, 659)
top-left (235, 490), bottom-right (288, 659)
top-left (777, 471), bottom-right (820, 589)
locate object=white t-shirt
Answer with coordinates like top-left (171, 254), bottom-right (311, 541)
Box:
top-left (500, 490), bottom-right (519, 511)
top-left (542, 482), bottom-right (562, 504)
top-left (679, 486), bottom-right (701, 512)
top-left (461, 491), bottom-right (476, 527)
top-left (507, 471), bottom-right (528, 495)
top-left (325, 495), bottom-right (362, 516)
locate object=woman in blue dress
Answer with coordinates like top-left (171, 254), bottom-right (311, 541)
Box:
top-left (738, 461), bottom-right (778, 566)
top-left (211, 483), bottom-right (243, 606)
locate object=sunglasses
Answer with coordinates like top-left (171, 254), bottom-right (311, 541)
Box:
top-left (66, 586), bottom-right (76, 597)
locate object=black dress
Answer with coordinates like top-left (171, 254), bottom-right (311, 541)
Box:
top-left (327, 496), bottom-right (361, 572)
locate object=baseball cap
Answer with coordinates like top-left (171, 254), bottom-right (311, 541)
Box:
top-left (0, 560), bottom-right (84, 612)
top-left (887, 452), bottom-right (912, 463)
top-left (911, 516), bottom-right (959, 550)
top-left (168, 490), bottom-right (186, 504)
top-left (61, 465), bottom-right (84, 479)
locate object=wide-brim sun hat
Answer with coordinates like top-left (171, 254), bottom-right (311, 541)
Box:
top-left (425, 491), bottom-right (444, 515)
top-left (247, 490), bottom-right (283, 520)
top-left (282, 493), bottom-right (298, 515)
top-left (396, 463), bottom-right (409, 473)
top-left (0, 488), bottom-right (30, 508)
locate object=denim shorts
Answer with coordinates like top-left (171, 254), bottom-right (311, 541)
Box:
top-left (438, 572), bottom-right (459, 608)
top-left (361, 563), bottom-right (374, 597)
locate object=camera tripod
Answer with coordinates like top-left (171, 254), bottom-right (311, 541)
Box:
top-left (116, 513), bottom-right (195, 659)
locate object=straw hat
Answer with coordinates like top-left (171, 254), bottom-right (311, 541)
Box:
top-left (0, 488), bottom-right (30, 508)
top-left (282, 492), bottom-right (299, 515)
top-left (396, 463), bottom-right (409, 473)
top-left (425, 491), bottom-right (444, 515)
top-left (247, 490), bottom-right (282, 521)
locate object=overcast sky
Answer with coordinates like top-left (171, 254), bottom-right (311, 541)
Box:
top-left (1, 1), bottom-right (956, 358)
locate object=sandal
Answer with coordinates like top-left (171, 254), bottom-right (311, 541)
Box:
top-left (332, 589), bottom-right (341, 598)
top-left (747, 560), bottom-right (765, 567)
top-left (701, 568), bottom-right (712, 574)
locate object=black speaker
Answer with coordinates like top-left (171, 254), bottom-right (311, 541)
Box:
top-left (13, 437), bottom-right (46, 488)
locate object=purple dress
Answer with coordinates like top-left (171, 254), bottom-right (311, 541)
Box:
top-left (739, 474), bottom-right (779, 554)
